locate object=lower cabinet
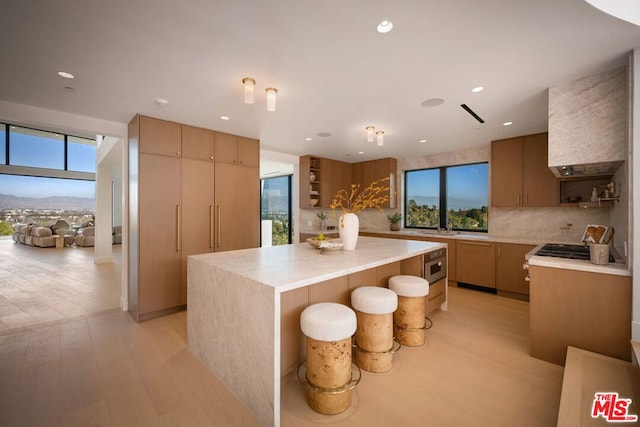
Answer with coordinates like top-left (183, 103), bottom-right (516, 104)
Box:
top-left (456, 240), bottom-right (496, 288)
top-left (495, 243), bottom-right (535, 298)
top-left (426, 278), bottom-right (446, 314)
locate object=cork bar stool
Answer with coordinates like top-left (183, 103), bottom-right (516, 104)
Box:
top-left (388, 275), bottom-right (430, 346)
top-left (299, 302), bottom-right (358, 415)
top-left (351, 286), bottom-right (399, 373)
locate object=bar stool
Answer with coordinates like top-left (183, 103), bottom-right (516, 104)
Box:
top-left (388, 275), bottom-right (430, 347)
top-left (351, 286), bottom-right (399, 373)
top-left (300, 302), bottom-right (358, 415)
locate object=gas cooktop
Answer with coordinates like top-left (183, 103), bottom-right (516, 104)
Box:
top-left (535, 243), bottom-right (615, 263)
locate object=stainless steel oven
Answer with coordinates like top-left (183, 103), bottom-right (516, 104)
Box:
top-left (424, 248), bottom-right (446, 284)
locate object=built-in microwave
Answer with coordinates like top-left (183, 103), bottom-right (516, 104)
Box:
top-left (423, 248), bottom-right (446, 284)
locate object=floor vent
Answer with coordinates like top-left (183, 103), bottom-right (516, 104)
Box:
top-left (460, 104), bottom-right (485, 124)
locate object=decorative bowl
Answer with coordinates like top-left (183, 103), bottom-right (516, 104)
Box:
top-left (310, 199), bottom-right (318, 207)
top-left (306, 237), bottom-right (341, 249)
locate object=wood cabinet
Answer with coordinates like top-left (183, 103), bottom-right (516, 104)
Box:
top-left (491, 132), bottom-right (558, 207)
top-left (456, 240), bottom-right (496, 288)
top-left (495, 243), bottom-right (534, 298)
top-left (181, 158), bottom-right (215, 304)
top-left (426, 279), bottom-right (446, 314)
top-left (214, 163), bottom-right (260, 251)
top-left (299, 155), bottom-right (351, 209)
top-left (529, 265), bottom-right (632, 365)
top-left (128, 114), bottom-right (259, 321)
top-left (182, 125), bottom-right (214, 161)
top-left (352, 158), bottom-right (398, 209)
top-left (214, 132), bottom-right (259, 167)
top-left (137, 153), bottom-right (182, 316)
top-left (299, 155), bottom-right (396, 209)
top-left (138, 116), bottom-right (182, 157)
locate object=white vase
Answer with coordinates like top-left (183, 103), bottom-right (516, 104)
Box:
top-left (339, 213), bottom-right (359, 250)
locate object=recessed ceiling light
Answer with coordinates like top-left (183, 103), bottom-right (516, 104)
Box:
top-left (419, 139), bottom-right (427, 143)
top-left (358, 151), bottom-right (365, 155)
top-left (472, 86), bottom-right (484, 93)
top-left (220, 115), bottom-right (230, 121)
top-left (503, 121), bottom-right (513, 126)
top-left (305, 137), bottom-right (312, 142)
top-left (377, 20), bottom-right (393, 33)
top-left (57, 71), bottom-right (74, 79)
top-left (421, 98), bottom-right (445, 108)
top-left (317, 132), bottom-right (331, 137)
top-left (62, 86), bottom-right (76, 93)
top-left (154, 98), bottom-right (169, 106)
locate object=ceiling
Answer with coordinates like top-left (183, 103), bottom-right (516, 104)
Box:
top-left (1, 0), bottom-right (639, 168)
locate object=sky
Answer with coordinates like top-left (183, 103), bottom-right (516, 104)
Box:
top-left (0, 125), bottom-right (96, 199)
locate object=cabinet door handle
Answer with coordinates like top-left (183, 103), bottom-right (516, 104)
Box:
top-left (517, 194), bottom-right (521, 205)
top-left (525, 193), bottom-right (529, 206)
top-left (216, 205), bottom-right (221, 248)
top-left (459, 241), bottom-right (491, 247)
top-left (209, 205), bottom-right (214, 249)
top-left (497, 245), bottom-right (501, 257)
top-left (176, 204), bottom-right (181, 252)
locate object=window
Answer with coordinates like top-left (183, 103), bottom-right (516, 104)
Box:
top-left (9, 126), bottom-right (65, 169)
top-left (68, 136), bottom-right (96, 173)
top-left (405, 162), bottom-right (488, 232)
top-left (0, 174), bottom-right (95, 227)
top-left (0, 126), bottom-right (5, 165)
top-left (261, 175), bottom-right (292, 245)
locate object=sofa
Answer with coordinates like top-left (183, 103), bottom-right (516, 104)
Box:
top-left (74, 226), bottom-right (95, 247)
top-left (12, 224), bottom-right (75, 247)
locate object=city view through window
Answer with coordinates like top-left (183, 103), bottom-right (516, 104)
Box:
top-left (0, 175), bottom-right (95, 236)
top-left (0, 124), bottom-right (96, 237)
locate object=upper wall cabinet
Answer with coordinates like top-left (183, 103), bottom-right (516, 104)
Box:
top-left (182, 125), bottom-right (215, 161)
top-left (299, 155), bottom-right (397, 209)
top-left (139, 116), bottom-right (182, 157)
top-left (352, 158), bottom-right (398, 209)
top-left (491, 132), bottom-right (558, 207)
top-left (214, 132), bottom-right (259, 167)
top-left (299, 155), bottom-right (351, 209)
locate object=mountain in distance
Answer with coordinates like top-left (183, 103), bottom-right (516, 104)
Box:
top-left (0, 193), bottom-right (95, 210)
top-left (407, 195), bottom-right (487, 211)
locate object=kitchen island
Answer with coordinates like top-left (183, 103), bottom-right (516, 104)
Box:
top-left (187, 237), bottom-right (446, 427)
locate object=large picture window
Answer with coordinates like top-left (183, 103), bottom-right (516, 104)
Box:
top-left (68, 136), bottom-right (97, 173)
top-left (9, 126), bottom-right (65, 170)
top-left (405, 162), bottom-right (488, 232)
top-left (0, 126), bottom-right (5, 165)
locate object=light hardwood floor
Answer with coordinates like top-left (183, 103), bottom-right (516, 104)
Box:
top-left (0, 240), bottom-right (565, 426)
top-left (0, 239), bottom-right (122, 332)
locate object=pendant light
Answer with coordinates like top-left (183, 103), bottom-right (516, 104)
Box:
top-left (242, 78), bottom-right (256, 104)
top-left (376, 130), bottom-right (384, 146)
top-left (365, 126), bottom-right (375, 142)
top-left (266, 87), bottom-right (278, 112)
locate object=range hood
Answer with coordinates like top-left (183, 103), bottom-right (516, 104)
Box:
top-left (553, 161), bottom-right (623, 178)
top-left (548, 66), bottom-right (627, 178)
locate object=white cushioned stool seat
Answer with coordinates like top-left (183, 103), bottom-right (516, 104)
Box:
top-left (389, 275), bottom-right (430, 297)
top-left (301, 303), bottom-right (356, 342)
top-left (351, 286), bottom-right (398, 314)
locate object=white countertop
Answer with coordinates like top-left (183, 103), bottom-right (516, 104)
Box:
top-left (189, 236), bottom-right (445, 293)
top-left (525, 244), bottom-right (631, 277)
